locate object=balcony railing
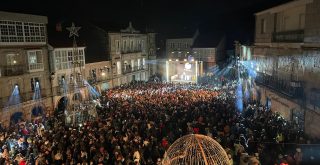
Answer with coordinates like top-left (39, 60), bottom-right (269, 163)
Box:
top-left (28, 63), bottom-right (44, 72)
top-left (272, 30), bottom-right (304, 43)
top-left (121, 50), bottom-right (142, 54)
top-left (122, 66), bottom-right (146, 74)
top-left (0, 65), bottom-right (25, 76)
top-left (86, 75), bottom-right (112, 84)
top-left (255, 73), bottom-right (304, 99)
top-left (0, 88), bottom-right (51, 108)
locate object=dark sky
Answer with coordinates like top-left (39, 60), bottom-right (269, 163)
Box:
top-left (0, 0), bottom-right (292, 46)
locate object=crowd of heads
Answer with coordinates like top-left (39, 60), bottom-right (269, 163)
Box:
top-left (0, 80), bottom-right (319, 165)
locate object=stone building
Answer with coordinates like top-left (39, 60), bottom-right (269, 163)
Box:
top-left (166, 30), bottom-right (198, 60)
top-left (192, 32), bottom-right (226, 71)
top-left (48, 45), bottom-right (86, 115)
top-left (253, 0), bottom-right (320, 137)
top-left (84, 61), bottom-right (112, 92)
top-left (108, 22), bottom-right (156, 86)
top-left (0, 11), bottom-right (52, 126)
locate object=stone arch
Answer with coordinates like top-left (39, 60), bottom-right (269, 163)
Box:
top-left (31, 104), bottom-right (45, 123)
top-left (72, 92), bottom-right (83, 102)
top-left (56, 96), bottom-right (68, 116)
top-left (10, 111), bottom-right (24, 125)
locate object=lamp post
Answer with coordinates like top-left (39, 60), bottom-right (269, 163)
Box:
top-left (49, 72), bottom-right (55, 118)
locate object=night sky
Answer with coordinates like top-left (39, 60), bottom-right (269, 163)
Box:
top-left (1, 0), bottom-right (292, 48)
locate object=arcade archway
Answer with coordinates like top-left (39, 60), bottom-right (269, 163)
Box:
top-left (10, 112), bottom-right (24, 125)
top-left (31, 105), bottom-right (45, 123)
top-left (56, 96), bottom-right (68, 116)
top-left (72, 93), bottom-right (82, 102)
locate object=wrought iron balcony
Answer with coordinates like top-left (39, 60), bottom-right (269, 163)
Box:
top-left (272, 30), bottom-right (304, 43)
top-left (255, 73), bottom-right (304, 99)
top-left (122, 65), bottom-right (146, 74)
top-left (0, 65), bottom-right (25, 76)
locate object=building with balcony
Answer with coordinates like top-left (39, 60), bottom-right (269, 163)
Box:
top-left (192, 31), bottom-right (226, 71)
top-left (48, 45), bottom-right (86, 111)
top-left (0, 11), bottom-right (52, 126)
top-left (85, 61), bottom-right (112, 93)
top-left (166, 30), bottom-right (198, 60)
top-left (253, 0), bottom-right (320, 138)
top-left (108, 22), bottom-right (156, 86)
top-left (146, 32), bottom-right (157, 76)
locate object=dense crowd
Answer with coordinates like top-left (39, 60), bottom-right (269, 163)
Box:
top-left (0, 81), bottom-right (319, 165)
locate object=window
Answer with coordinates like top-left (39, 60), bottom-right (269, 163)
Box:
top-left (283, 16), bottom-right (289, 31)
top-left (138, 40), bottom-right (142, 50)
top-left (55, 51), bottom-right (62, 70)
top-left (130, 40), bottom-right (134, 51)
top-left (67, 51), bottom-right (73, 61)
top-left (6, 53), bottom-right (18, 65)
top-left (29, 53), bottom-right (37, 64)
top-left (116, 61), bottom-right (121, 74)
top-left (123, 40), bottom-right (127, 52)
top-left (138, 59), bottom-right (141, 69)
top-left (0, 20), bottom-right (46, 43)
top-left (27, 50), bottom-right (43, 71)
top-left (299, 14), bottom-right (305, 29)
top-left (115, 40), bottom-right (120, 52)
top-left (142, 58), bottom-right (146, 69)
top-left (31, 77), bottom-right (40, 91)
top-left (261, 19), bottom-right (266, 34)
top-left (79, 49), bottom-right (83, 55)
top-left (141, 40), bottom-right (145, 52)
top-left (54, 49), bottom-right (84, 71)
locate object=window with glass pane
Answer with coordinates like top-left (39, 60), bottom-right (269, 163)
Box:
top-left (6, 54), bottom-right (17, 65)
top-left (68, 51), bottom-right (73, 61)
top-left (36, 50), bottom-right (42, 63)
top-left (28, 51), bottom-right (37, 64)
top-left (40, 26), bottom-right (45, 36)
top-left (0, 24), bottom-right (8, 35)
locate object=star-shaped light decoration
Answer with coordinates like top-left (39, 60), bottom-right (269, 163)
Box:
top-left (66, 22), bottom-right (81, 38)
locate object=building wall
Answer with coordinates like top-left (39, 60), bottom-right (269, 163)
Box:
top-left (275, 5), bottom-right (306, 32)
top-left (49, 47), bottom-right (87, 108)
top-left (253, 0), bottom-right (320, 138)
top-left (108, 27), bottom-right (153, 86)
top-left (166, 38), bottom-right (193, 59)
top-left (85, 61), bottom-right (112, 91)
top-left (304, 0), bottom-right (320, 43)
top-left (0, 11), bottom-right (51, 125)
top-left (147, 33), bottom-right (157, 76)
top-left (255, 12), bottom-right (274, 43)
top-left (305, 110), bottom-right (320, 138)
top-left (192, 48), bottom-right (216, 71)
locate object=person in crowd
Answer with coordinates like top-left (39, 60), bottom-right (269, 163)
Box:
top-left (0, 81), bottom-right (318, 164)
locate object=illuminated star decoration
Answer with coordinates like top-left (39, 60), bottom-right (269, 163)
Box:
top-left (66, 22), bottom-right (81, 38)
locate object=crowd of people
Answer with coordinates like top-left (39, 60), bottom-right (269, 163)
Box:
top-left (0, 80), bottom-right (319, 164)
